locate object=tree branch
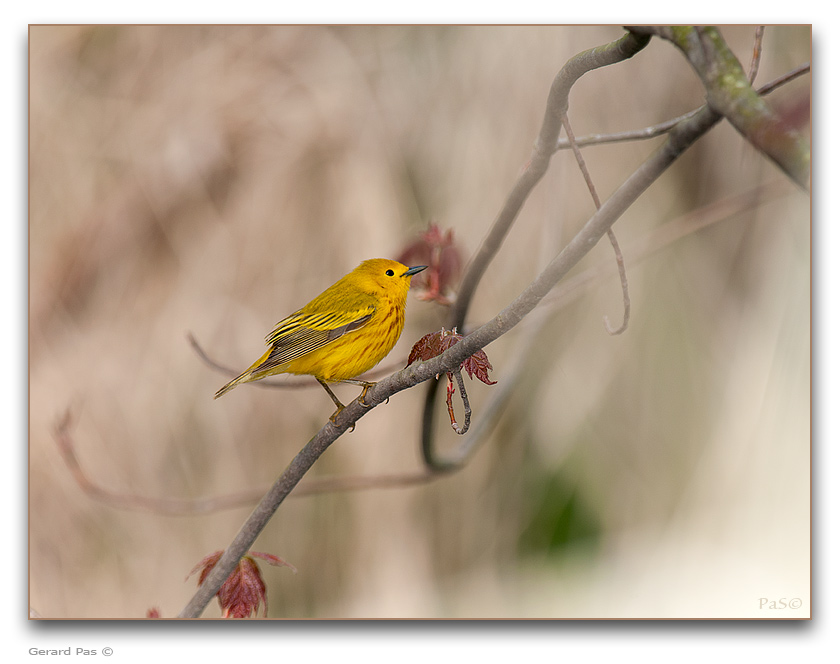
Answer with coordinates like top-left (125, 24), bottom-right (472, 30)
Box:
top-left (630, 26), bottom-right (809, 189)
top-left (552, 61), bottom-right (809, 151)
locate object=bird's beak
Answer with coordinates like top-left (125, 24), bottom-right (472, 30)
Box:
top-left (402, 265), bottom-right (428, 277)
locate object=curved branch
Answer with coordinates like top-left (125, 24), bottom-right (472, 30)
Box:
top-left (446, 371), bottom-right (471, 435)
top-left (449, 30), bottom-right (650, 331)
top-left (602, 228), bottom-right (630, 335)
top-left (560, 113), bottom-right (630, 335)
top-left (53, 410), bottom-right (264, 515)
top-left (422, 29), bottom-right (651, 470)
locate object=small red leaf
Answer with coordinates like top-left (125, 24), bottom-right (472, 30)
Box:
top-left (407, 328), bottom-right (496, 385)
top-left (462, 349), bottom-right (497, 385)
top-left (187, 551), bottom-right (223, 586)
top-left (187, 550), bottom-right (295, 619)
top-left (407, 328), bottom-right (461, 367)
top-left (250, 551), bottom-right (298, 573)
top-left (398, 223), bottom-right (463, 305)
top-left (218, 556), bottom-right (266, 619)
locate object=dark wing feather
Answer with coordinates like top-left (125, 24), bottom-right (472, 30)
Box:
top-left (253, 306), bottom-right (375, 374)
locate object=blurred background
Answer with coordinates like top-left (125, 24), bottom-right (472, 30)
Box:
top-left (29, 25), bottom-right (810, 619)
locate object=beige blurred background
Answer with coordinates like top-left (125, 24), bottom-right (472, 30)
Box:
top-left (29, 25), bottom-right (810, 619)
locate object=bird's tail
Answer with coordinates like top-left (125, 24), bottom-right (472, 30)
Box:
top-left (213, 347), bottom-right (274, 399)
top-left (214, 371), bottom-right (251, 399)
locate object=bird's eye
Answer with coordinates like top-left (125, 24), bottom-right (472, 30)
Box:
top-left (385, 269), bottom-right (395, 276)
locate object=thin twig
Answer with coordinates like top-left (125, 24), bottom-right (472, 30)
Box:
top-left (748, 26), bottom-right (765, 84)
top-left (294, 468), bottom-right (449, 494)
top-left (53, 410), bottom-right (263, 514)
top-left (448, 31), bottom-right (650, 333)
top-left (602, 229), bottom-right (630, 335)
top-left (188, 332), bottom-right (311, 388)
top-left (54, 407), bottom-right (448, 512)
top-left (561, 114), bottom-right (602, 208)
top-left (446, 371), bottom-right (471, 435)
top-left (757, 62), bottom-right (810, 94)
top-left (561, 113), bottom-right (630, 335)
top-left (553, 61), bottom-right (809, 151)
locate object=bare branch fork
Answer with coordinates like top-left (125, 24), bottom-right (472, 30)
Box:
top-left (551, 60), bottom-right (808, 150)
top-left (180, 29), bottom-right (759, 618)
top-left (629, 26), bottom-right (809, 188)
top-left (447, 31), bottom-right (651, 333)
top-left (421, 30), bottom-right (651, 470)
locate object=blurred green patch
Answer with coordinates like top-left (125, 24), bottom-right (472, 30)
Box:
top-left (517, 470), bottom-right (602, 559)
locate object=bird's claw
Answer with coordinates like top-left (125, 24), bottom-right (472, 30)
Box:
top-left (356, 382), bottom-right (377, 409)
top-left (329, 405), bottom-right (357, 432)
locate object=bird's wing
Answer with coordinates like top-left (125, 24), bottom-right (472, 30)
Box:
top-left (256, 304), bottom-right (376, 371)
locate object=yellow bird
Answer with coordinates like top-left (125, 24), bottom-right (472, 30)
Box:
top-left (215, 259), bottom-right (427, 418)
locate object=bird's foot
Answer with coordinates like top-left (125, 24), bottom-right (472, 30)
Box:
top-left (356, 381), bottom-right (377, 409)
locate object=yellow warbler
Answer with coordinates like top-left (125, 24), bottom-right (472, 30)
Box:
top-left (215, 259), bottom-right (427, 417)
